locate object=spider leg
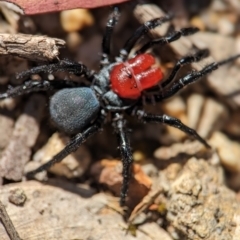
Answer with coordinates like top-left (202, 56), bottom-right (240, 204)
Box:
top-left (113, 114), bottom-right (133, 206)
top-left (118, 15), bottom-right (173, 61)
top-left (161, 49), bottom-right (210, 88)
top-left (101, 7), bottom-right (120, 66)
top-left (17, 59), bottom-right (94, 81)
top-left (136, 27), bottom-right (199, 54)
top-left (136, 110), bottom-right (210, 148)
top-left (152, 62), bottom-right (219, 101)
top-left (0, 80), bottom-right (82, 99)
top-left (146, 54), bottom-right (240, 102)
top-left (26, 123), bottom-right (102, 177)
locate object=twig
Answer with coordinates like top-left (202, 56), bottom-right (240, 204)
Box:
top-left (0, 200), bottom-right (21, 240)
top-left (0, 33), bottom-right (65, 61)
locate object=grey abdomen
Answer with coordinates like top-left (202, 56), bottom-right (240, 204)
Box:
top-left (50, 87), bottom-right (100, 134)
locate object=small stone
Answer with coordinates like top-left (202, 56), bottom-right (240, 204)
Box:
top-left (211, 0), bottom-right (228, 11)
top-left (162, 96), bottom-right (186, 116)
top-left (209, 131), bottom-right (240, 173)
top-left (8, 188), bottom-right (27, 206)
top-left (154, 141), bottom-right (206, 161)
top-left (217, 17), bottom-right (235, 35)
top-left (0, 98), bottom-right (16, 110)
top-left (33, 132), bottom-right (91, 178)
top-left (197, 98), bottom-right (228, 138)
top-left (187, 94), bottom-right (204, 130)
top-left (0, 95), bottom-right (45, 181)
top-left (90, 159), bottom-right (152, 209)
top-left (66, 32), bottom-right (82, 51)
top-left (139, 223), bottom-right (172, 240)
top-left (223, 112), bottom-right (240, 137)
top-left (60, 9), bottom-right (94, 32)
top-left (235, 34), bottom-right (240, 65)
top-left (190, 16), bottom-right (206, 31)
top-left (0, 114), bottom-right (14, 150)
top-left (133, 150), bottom-right (145, 162)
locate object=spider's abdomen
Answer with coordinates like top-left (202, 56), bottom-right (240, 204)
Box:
top-left (110, 53), bottom-right (163, 99)
top-left (49, 88), bottom-right (100, 134)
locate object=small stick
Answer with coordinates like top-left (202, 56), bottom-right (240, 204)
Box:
top-left (0, 33), bottom-right (65, 61)
top-left (0, 200), bottom-right (22, 240)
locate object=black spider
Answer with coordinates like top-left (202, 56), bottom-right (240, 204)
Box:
top-left (1, 7), bottom-right (239, 206)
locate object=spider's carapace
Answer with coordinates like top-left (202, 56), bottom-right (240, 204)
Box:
top-left (110, 53), bottom-right (163, 99)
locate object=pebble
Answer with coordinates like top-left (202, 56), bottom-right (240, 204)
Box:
top-left (60, 9), bottom-right (94, 32)
top-left (235, 34), bottom-right (240, 65)
top-left (190, 16), bottom-right (206, 31)
top-left (8, 188), bottom-right (27, 206)
top-left (66, 32), bottom-right (82, 51)
top-left (133, 150), bottom-right (146, 162)
top-left (186, 94), bottom-right (204, 130)
top-left (197, 98), bottom-right (228, 138)
top-left (154, 141), bottom-right (206, 161)
top-left (223, 112), bottom-right (240, 137)
top-left (90, 159), bottom-right (152, 209)
top-left (0, 114), bottom-right (14, 150)
top-left (0, 2), bottom-right (20, 32)
top-left (32, 132), bottom-right (91, 178)
top-left (209, 131), bottom-right (240, 173)
top-left (217, 17), bottom-right (235, 36)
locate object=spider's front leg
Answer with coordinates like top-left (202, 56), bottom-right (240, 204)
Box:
top-left (151, 54), bottom-right (240, 101)
top-left (160, 49), bottom-right (210, 88)
top-left (136, 110), bottom-right (210, 148)
top-left (118, 15), bottom-right (173, 61)
top-left (136, 27), bottom-right (199, 54)
top-left (113, 114), bottom-right (133, 206)
top-left (144, 49), bottom-right (210, 97)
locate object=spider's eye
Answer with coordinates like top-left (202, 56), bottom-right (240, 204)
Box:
top-left (49, 87), bottom-right (100, 134)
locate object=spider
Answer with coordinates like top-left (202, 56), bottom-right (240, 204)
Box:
top-left (1, 7), bottom-right (240, 206)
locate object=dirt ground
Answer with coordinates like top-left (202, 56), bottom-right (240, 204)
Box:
top-left (0, 0), bottom-right (240, 239)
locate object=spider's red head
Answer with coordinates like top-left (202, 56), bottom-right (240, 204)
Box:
top-left (110, 53), bottom-right (163, 99)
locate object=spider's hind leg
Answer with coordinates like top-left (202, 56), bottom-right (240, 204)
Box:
top-left (0, 79), bottom-right (82, 100)
top-left (136, 110), bottom-right (210, 148)
top-left (17, 59), bottom-right (94, 81)
top-left (26, 122), bottom-right (102, 177)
